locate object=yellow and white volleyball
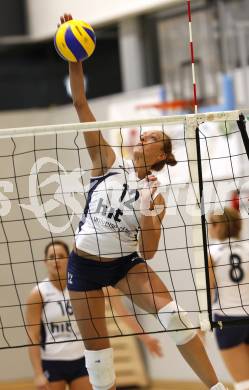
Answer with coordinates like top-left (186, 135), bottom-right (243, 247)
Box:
top-left (54, 20), bottom-right (96, 62)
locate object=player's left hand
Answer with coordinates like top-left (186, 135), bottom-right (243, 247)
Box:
top-left (145, 174), bottom-right (159, 197)
top-left (139, 175), bottom-right (159, 208)
top-left (139, 334), bottom-right (163, 357)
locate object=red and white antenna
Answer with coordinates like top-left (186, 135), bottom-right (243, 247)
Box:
top-left (187, 0), bottom-right (198, 114)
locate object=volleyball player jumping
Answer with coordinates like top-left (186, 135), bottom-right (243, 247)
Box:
top-left (60, 13), bottom-right (227, 390)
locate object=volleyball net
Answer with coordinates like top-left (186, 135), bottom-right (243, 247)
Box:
top-left (0, 110), bottom-right (248, 348)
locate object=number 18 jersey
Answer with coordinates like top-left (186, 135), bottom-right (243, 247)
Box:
top-left (209, 240), bottom-right (249, 316)
top-left (37, 279), bottom-right (84, 361)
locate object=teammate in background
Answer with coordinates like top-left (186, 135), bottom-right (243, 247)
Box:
top-left (26, 241), bottom-right (162, 390)
top-left (26, 241), bottom-right (90, 390)
top-left (61, 12), bottom-right (227, 390)
top-left (208, 207), bottom-right (249, 390)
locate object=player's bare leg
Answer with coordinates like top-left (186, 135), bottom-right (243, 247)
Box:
top-left (220, 343), bottom-right (249, 383)
top-left (115, 263), bottom-right (223, 389)
top-left (69, 289), bottom-right (116, 390)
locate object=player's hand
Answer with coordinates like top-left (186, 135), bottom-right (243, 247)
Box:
top-left (139, 175), bottom-right (160, 215)
top-left (58, 13), bottom-right (73, 27)
top-left (57, 13), bottom-right (84, 70)
top-left (145, 175), bottom-right (158, 197)
top-left (139, 334), bottom-right (163, 357)
top-left (140, 175), bottom-right (159, 201)
top-left (34, 373), bottom-right (50, 390)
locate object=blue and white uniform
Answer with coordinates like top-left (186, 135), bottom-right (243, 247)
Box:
top-left (209, 240), bottom-right (249, 316)
top-left (209, 240), bottom-right (249, 349)
top-left (68, 157), bottom-right (159, 291)
top-left (38, 278), bottom-right (83, 360)
top-left (36, 279), bottom-right (88, 382)
top-left (75, 158), bottom-right (141, 258)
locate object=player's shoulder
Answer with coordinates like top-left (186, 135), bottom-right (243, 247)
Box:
top-left (111, 156), bottom-right (134, 172)
top-left (91, 156), bottom-right (133, 179)
top-left (231, 239), bottom-right (249, 250)
top-left (208, 241), bottom-right (222, 260)
top-left (26, 284), bottom-right (44, 304)
top-left (102, 157), bottom-right (136, 182)
top-left (237, 240), bottom-right (249, 253)
top-left (29, 278), bottom-right (51, 302)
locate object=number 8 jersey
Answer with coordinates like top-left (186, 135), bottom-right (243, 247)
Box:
top-left (209, 240), bottom-right (249, 316)
top-left (37, 279), bottom-right (84, 361)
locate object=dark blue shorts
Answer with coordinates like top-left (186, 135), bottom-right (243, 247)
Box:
top-left (67, 251), bottom-right (145, 291)
top-left (214, 314), bottom-right (249, 350)
top-left (42, 356), bottom-right (88, 383)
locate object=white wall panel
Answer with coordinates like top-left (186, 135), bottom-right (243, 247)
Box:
top-left (26, 0), bottom-right (182, 38)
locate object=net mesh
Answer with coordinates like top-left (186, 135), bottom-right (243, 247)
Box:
top-left (0, 111), bottom-right (248, 348)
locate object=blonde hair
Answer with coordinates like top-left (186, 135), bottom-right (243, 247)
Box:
top-left (209, 207), bottom-right (242, 240)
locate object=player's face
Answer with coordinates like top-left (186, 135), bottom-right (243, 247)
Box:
top-left (45, 244), bottom-right (68, 280)
top-left (133, 131), bottom-right (166, 167)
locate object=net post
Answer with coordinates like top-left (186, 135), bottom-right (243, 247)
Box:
top-left (185, 116), bottom-right (211, 331)
top-left (195, 125), bottom-right (214, 331)
top-left (237, 113), bottom-right (249, 160)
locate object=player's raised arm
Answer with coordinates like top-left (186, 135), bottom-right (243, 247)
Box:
top-left (60, 13), bottom-right (115, 175)
top-left (69, 61), bottom-right (115, 175)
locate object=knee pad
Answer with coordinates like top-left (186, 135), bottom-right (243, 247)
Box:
top-left (234, 380), bottom-right (249, 390)
top-left (210, 383), bottom-right (228, 390)
top-left (85, 348), bottom-right (115, 390)
top-left (158, 301), bottom-right (196, 345)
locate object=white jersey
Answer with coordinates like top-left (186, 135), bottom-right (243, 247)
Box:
top-left (37, 279), bottom-right (84, 361)
top-left (209, 240), bottom-right (249, 316)
top-left (75, 157), bottom-right (155, 257)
